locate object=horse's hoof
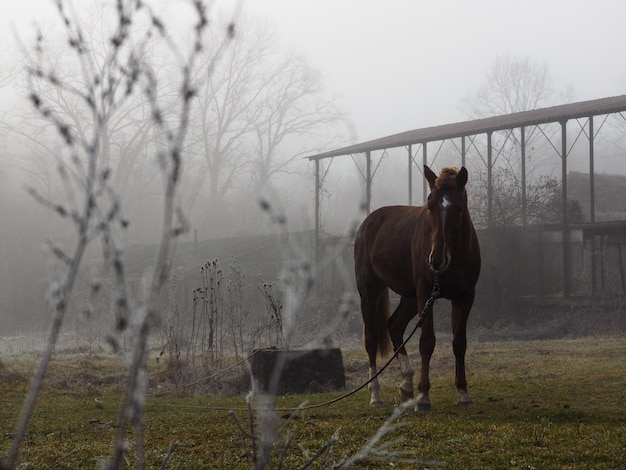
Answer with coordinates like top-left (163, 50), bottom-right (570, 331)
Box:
top-left (458, 390), bottom-right (473, 407)
top-left (415, 393), bottom-right (431, 412)
top-left (416, 402), bottom-right (431, 412)
top-left (369, 399), bottom-right (384, 407)
top-left (398, 386), bottom-right (414, 402)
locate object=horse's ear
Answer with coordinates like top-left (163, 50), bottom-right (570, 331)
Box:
top-left (457, 167), bottom-right (468, 189)
top-left (424, 165), bottom-right (437, 191)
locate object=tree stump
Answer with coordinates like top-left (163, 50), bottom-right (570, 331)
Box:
top-left (250, 348), bottom-right (345, 394)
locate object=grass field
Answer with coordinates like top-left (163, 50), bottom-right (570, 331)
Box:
top-left (1, 337), bottom-right (624, 468)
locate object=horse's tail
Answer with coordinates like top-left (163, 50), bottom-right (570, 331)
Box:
top-left (374, 290), bottom-right (393, 360)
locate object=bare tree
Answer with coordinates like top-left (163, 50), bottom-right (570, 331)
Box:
top-left (0, 52), bottom-right (19, 89)
top-left (8, 8), bottom-right (172, 242)
top-left (183, 18), bottom-right (269, 212)
top-left (250, 51), bottom-right (345, 196)
top-left (1, 3), bottom-right (425, 468)
top-left (471, 166), bottom-right (583, 227)
top-left (0, 1), bottom-right (224, 468)
top-left (460, 54), bottom-right (562, 119)
top-left (460, 55), bottom-right (575, 228)
top-left (183, 17), bottom-right (345, 232)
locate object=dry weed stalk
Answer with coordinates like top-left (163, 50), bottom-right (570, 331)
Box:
top-left (1, 1), bottom-right (235, 469)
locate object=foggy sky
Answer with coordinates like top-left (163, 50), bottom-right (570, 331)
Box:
top-left (5, 0), bottom-right (626, 145)
top-left (2, 0), bottom-right (626, 337)
top-left (245, 0), bottom-right (626, 143)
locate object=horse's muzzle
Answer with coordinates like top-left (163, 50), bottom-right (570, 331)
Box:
top-left (428, 252), bottom-right (450, 272)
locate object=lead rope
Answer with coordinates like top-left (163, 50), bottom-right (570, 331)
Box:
top-left (417, 270), bottom-right (440, 327)
top-left (267, 271), bottom-right (442, 411)
top-left (148, 273), bottom-right (442, 412)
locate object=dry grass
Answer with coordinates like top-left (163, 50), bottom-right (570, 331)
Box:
top-left (1, 337), bottom-right (625, 468)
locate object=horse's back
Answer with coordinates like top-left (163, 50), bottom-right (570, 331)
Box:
top-left (355, 205), bottom-right (424, 257)
top-left (354, 206), bottom-right (427, 295)
top-left (357, 205), bottom-right (423, 235)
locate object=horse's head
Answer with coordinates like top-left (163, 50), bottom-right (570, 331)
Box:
top-left (424, 165), bottom-right (469, 272)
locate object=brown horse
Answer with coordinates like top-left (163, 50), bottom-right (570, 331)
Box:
top-left (354, 165), bottom-right (481, 410)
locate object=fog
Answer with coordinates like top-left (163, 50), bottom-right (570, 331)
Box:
top-left (244, 0), bottom-right (626, 140)
top-left (2, 0), bottom-right (626, 338)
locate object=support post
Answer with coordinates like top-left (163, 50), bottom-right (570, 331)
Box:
top-left (461, 136), bottom-right (466, 168)
top-left (408, 144), bottom-right (413, 205)
top-left (561, 121), bottom-right (571, 298)
top-left (365, 151), bottom-right (372, 214)
top-left (314, 158), bottom-right (320, 266)
top-left (521, 126), bottom-right (527, 226)
top-left (589, 116), bottom-right (597, 296)
top-left (422, 143), bottom-right (428, 204)
top-left (589, 116), bottom-right (596, 223)
top-left (487, 132), bottom-right (493, 228)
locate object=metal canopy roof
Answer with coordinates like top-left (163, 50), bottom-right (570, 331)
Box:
top-left (307, 94), bottom-right (626, 161)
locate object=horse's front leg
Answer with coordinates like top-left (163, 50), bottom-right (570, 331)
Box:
top-left (452, 292), bottom-right (475, 406)
top-left (388, 297), bottom-right (418, 401)
top-left (416, 308), bottom-right (435, 411)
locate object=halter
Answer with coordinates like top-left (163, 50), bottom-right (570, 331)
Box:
top-left (417, 270), bottom-right (441, 327)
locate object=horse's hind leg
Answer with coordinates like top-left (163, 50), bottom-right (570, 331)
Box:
top-left (388, 296), bottom-right (418, 401)
top-left (452, 293), bottom-right (474, 406)
top-left (358, 281), bottom-right (389, 407)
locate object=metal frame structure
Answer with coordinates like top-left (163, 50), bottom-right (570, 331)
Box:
top-left (307, 95), bottom-right (626, 297)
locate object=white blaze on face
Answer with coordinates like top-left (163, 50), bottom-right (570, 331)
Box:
top-left (441, 195), bottom-right (451, 230)
top-left (438, 195), bottom-right (452, 270)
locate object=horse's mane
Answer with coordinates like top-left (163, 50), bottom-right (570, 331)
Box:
top-left (435, 166), bottom-right (460, 189)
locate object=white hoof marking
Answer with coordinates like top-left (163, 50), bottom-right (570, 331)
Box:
top-left (415, 392), bottom-right (431, 412)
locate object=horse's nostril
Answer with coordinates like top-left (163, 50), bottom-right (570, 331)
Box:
top-left (429, 255), bottom-right (441, 271)
top-left (429, 254), bottom-right (450, 272)
top-left (428, 254), bottom-right (435, 264)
